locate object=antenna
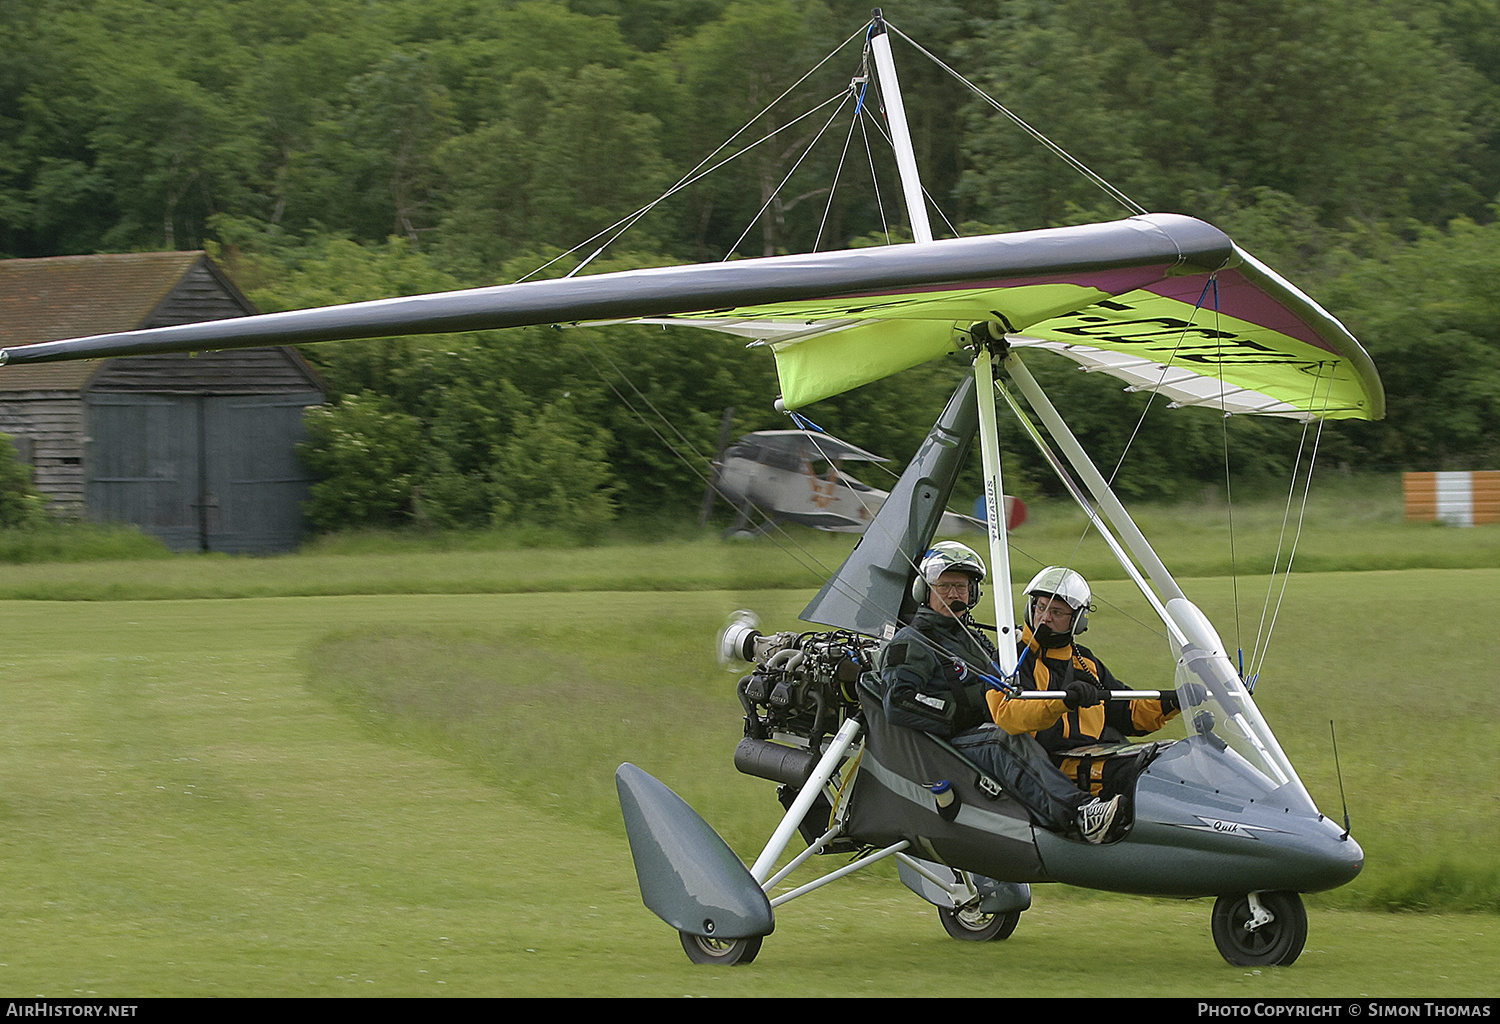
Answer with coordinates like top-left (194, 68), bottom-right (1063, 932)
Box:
top-left (1330, 720), bottom-right (1351, 840)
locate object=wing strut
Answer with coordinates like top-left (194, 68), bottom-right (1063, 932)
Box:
top-left (971, 336), bottom-right (1019, 673)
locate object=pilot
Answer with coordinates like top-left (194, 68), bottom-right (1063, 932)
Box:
top-left (988, 566), bottom-right (1187, 795)
top-left (877, 542), bottom-right (1120, 844)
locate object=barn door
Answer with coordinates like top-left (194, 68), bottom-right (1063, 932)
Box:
top-left (86, 393), bottom-right (319, 553)
top-left (201, 394), bottom-right (320, 552)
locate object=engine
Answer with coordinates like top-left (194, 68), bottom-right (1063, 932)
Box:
top-left (719, 615), bottom-right (878, 785)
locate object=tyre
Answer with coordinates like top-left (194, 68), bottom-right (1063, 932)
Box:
top-left (1211, 891), bottom-right (1308, 966)
top-left (679, 930), bottom-right (763, 965)
top-left (938, 904), bottom-right (1021, 942)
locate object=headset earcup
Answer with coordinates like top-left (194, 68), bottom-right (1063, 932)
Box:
top-left (911, 577), bottom-right (928, 604)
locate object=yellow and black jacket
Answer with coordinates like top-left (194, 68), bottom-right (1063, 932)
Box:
top-left (985, 625), bottom-right (1177, 793)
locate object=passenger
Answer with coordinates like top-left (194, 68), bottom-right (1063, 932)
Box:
top-left (877, 543), bottom-right (1120, 844)
top-left (988, 566), bottom-right (1190, 795)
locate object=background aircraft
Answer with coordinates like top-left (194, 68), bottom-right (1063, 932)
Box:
top-left (708, 428), bottom-right (1024, 537)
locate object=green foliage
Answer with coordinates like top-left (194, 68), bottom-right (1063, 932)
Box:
top-left (956, 0), bottom-right (1489, 230)
top-left (0, 433), bottom-right (48, 529)
top-left (1319, 216), bottom-right (1500, 470)
top-left (0, 521), bottom-right (171, 564)
top-left (491, 397), bottom-right (618, 535)
top-left (299, 394), bottom-right (424, 529)
top-left (435, 61), bottom-right (672, 276)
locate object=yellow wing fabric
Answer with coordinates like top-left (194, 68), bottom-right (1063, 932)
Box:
top-left (1008, 249), bottom-right (1380, 420)
top-left (647, 245), bottom-right (1380, 420)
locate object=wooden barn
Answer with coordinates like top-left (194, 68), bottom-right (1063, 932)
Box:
top-left (0, 252), bottom-right (326, 553)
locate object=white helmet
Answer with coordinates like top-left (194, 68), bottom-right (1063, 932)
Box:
top-left (913, 541), bottom-right (986, 605)
top-left (1023, 565), bottom-right (1091, 635)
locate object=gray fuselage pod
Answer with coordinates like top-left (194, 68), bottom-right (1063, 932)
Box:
top-left (1034, 739), bottom-right (1364, 897)
top-left (616, 763), bottom-right (774, 939)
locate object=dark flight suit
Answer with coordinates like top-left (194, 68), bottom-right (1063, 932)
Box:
top-left (878, 606), bottom-right (1090, 832)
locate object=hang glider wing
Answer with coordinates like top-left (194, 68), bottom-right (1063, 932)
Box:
top-left (0, 214), bottom-right (1381, 422)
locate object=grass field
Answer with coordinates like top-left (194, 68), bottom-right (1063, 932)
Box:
top-left (0, 500), bottom-right (1497, 997)
top-left (2, 478), bottom-right (1498, 602)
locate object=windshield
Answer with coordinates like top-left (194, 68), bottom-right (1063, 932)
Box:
top-left (1162, 599), bottom-right (1317, 814)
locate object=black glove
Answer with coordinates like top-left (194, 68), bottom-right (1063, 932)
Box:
top-left (1061, 678), bottom-right (1104, 709)
top-left (1160, 683), bottom-right (1208, 712)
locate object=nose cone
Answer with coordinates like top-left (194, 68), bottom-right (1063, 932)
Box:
top-left (1042, 766), bottom-right (1368, 899)
top-left (1299, 818), bottom-right (1364, 893)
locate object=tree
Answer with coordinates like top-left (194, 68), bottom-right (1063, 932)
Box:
top-left (299, 395), bottom-right (424, 529)
top-left (956, 0), bottom-right (1487, 231)
top-left (433, 63), bottom-right (672, 276)
top-left (295, 47), bottom-right (458, 249)
top-left (491, 398), bottom-right (618, 535)
top-left (1319, 216), bottom-right (1500, 471)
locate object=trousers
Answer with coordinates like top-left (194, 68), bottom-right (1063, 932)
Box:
top-left (949, 723), bottom-right (1090, 832)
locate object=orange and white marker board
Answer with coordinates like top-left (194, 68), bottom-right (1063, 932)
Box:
top-left (1404, 471), bottom-right (1500, 526)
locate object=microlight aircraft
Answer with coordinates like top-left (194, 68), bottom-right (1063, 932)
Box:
top-left (710, 428), bottom-right (1011, 536)
top-left (0, 11), bottom-right (1377, 969)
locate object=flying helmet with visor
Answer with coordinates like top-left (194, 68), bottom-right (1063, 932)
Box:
top-left (1023, 565), bottom-right (1091, 636)
top-left (913, 541), bottom-right (986, 606)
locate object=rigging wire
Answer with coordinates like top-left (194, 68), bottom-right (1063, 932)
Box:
top-left (725, 93), bottom-right (856, 258)
top-left (514, 26), bottom-right (869, 283)
top-left (1212, 281), bottom-right (1247, 675)
top-left (887, 23), bottom-right (1148, 219)
top-left (1246, 364), bottom-right (1336, 690)
top-left (858, 89), bottom-right (893, 242)
top-left (812, 88), bottom-right (865, 252)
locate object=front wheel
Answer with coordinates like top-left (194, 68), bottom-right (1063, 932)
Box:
top-left (1211, 891), bottom-right (1308, 966)
top-left (679, 931), bottom-right (763, 965)
top-left (939, 904), bottom-right (1020, 942)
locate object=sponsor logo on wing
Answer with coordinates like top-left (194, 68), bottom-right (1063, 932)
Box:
top-left (1175, 815), bottom-right (1285, 840)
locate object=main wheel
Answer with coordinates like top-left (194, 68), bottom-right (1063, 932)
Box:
top-left (939, 904), bottom-right (1021, 942)
top-left (1211, 891), bottom-right (1308, 966)
top-left (679, 930), bottom-right (763, 965)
